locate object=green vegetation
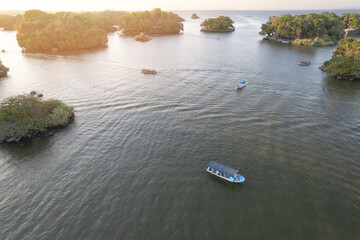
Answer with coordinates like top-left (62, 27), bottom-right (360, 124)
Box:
top-left (260, 13), bottom-right (345, 45)
top-left (292, 37), bottom-right (334, 46)
top-left (15, 10), bottom-right (123, 52)
top-left (0, 92), bottom-right (74, 142)
top-left (322, 38), bottom-right (360, 79)
top-left (118, 8), bottom-right (184, 35)
top-left (0, 59), bottom-right (9, 77)
top-left (200, 16), bottom-right (235, 32)
top-left (0, 14), bottom-right (23, 30)
top-left (135, 32), bottom-right (150, 42)
top-left (341, 13), bottom-right (360, 31)
top-left (191, 13), bottom-right (199, 19)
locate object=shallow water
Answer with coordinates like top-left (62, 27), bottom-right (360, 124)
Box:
top-left (0, 10), bottom-right (360, 240)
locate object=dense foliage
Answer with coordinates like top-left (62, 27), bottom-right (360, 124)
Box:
top-left (16, 10), bottom-right (114, 51)
top-left (0, 92), bottom-right (74, 141)
top-left (0, 14), bottom-right (23, 30)
top-left (322, 38), bottom-right (360, 79)
top-left (0, 59), bottom-right (9, 73)
top-left (341, 13), bottom-right (360, 30)
top-left (259, 13), bottom-right (345, 42)
top-left (135, 32), bottom-right (150, 42)
top-left (200, 16), bottom-right (234, 32)
top-left (118, 8), bottom-right (184, 35)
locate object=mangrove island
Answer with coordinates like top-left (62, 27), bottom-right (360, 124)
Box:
top-left (0, 92), bottom-right (74, 143)
top-left (260, 12), bottom-right (346, 46)
top-left (118, 8), bottom-right (184, 36)
top-left (0, 59), bottom-right (9, 77)
top-left (321, 38), bottom-right (360, 80)
top-left (16, 10), bottom-right (125, 52)
top-left (191, 13), bottom-right (199, 19)
top-left (200, 16), bottom-right (235, 32)
top-left (135, 32), bottom-right (150, 42)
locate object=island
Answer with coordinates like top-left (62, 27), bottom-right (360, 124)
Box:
top-left (135, 32), bottom-right (150, 42)
top-left (0, 59), bottom-right (9, 77)
top-left (200, 16), bottom-right (235, 32)
top-left (118, 8), bottom-right (184, 36)
top-left (259, 13), bottom-right (345, 46)
top-left (16, 10), bottom-right (124, 52)
top-left (320, 38), bottom-right (360, 80)
top-left (191, 13), bottom-right (199, 19)
top-left (0, 92), bottom-right (74, 143)
top-left (341, 13), bottom-right (360, 35)
top-left (0, 14), bottom-right (23, 30)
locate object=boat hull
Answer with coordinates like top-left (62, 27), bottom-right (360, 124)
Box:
top-left (206, 169), bottom-right (245, 183)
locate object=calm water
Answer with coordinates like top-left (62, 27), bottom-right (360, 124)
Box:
top-left (1, 10), bottom-right (360, 240)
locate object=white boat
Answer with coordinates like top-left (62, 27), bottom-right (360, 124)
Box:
top-left (235, 80), bottom-right (247, 90)
top-left (206, 161), bottom-right (245, 183)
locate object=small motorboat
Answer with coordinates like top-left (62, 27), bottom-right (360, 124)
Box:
top-left (298, 61), bottom-right (311, 66)
top-left (141, 68), bottom-right (157, 74)
top-left (235, 80), bottom-right (247, 90)
top-left (206, 161), bottom-right (245, 183)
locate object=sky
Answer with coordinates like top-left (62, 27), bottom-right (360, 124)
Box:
top-left (1, 0), bottom-right (360, 12)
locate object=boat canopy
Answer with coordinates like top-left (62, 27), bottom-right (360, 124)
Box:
top-left (207, 161), bottom-right (238, 176)
top-left (238, 81), bottom-right (246, 84)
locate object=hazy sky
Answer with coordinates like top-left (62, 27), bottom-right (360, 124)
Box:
top-left (1, 0), bottom-right (360, 11)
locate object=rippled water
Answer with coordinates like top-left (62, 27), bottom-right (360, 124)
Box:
top-left (1, 10), bottom-right (360, 239)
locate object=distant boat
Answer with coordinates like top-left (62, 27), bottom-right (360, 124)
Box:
top-left (298, 61), bottom-right (311, 66)
top-left (141, 68), bottom-right (157, 74)
top-left (235, 80), bottom-right (247, 90)
top-left (206, 161), bottom-right (245, 183)
top-left (1, 49), bottom-right (5, 53)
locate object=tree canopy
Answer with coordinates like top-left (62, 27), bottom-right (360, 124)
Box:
top-left (0, 92), bottom-right (74, 141)
top-left (15, 10), bottom-right (125, 52)
top-left (118, 8), bottom-right (184, 35)
top-left (200, 16), bottom-right (235, 32)
top-left (341, 13), bottom-right (360, 30)
top-left (322, 38), bottom-right (360, 79)
top-left (0, 14), bottom-right (23, 30)
top-left (259, 13), bottom-right (345, 41)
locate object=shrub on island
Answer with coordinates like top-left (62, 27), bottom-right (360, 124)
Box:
top-left (321, 38), bottom-right (360, 80)
top-left (0, 92), bottom-right (74, 143)
top-left (0, 59), bottom-right (9, 77)
top-left (200, 16), bottom-right (235, 32)
top-left (119, 8), bottom-right (184, 35)
top-left (135, 32), bottom-right (150, 42)
top-left (259, 13), bottom-right (345, 46)
top-left (16, 10), bottom-right (109, 52)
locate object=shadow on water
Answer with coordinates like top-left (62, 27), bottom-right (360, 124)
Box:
top-left (322, 76), bottom-right (360, 97)
top-left (0, 136), bottom-right (54, 162)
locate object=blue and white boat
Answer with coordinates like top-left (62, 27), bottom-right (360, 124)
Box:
top-left (206, 161), bottom-right (245, 183)
top-left (235, 81), bottom-right (247, 90)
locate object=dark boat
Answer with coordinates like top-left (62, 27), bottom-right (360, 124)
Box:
top-left (298, 61), bottom-right (311, 66)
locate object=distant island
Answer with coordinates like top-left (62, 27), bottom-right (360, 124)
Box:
top-left (260, 13), bottom-right (347, 46)
top-left (0, 92), bottom-right (74, 143)
top-left (0, 59), bottom-right (9, 77)
top-left (16, 10), bottom-right (124, 52)
top-left (118, 8), bottom-right (184, 36)
top-left (321, 38), bottom-right (360, 80)
top-left (191, 13), bottom-right (199, 19)
top-left (0, 14), bottom-right (23, 30)
top-left (200, 16), bottom-right (235, 32)
top-left (135, 32), bottom-right (150, 42)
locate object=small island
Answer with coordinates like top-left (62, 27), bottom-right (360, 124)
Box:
top-left (135, 32), bottom-right (150, 42)
top-left (0, 14), bottom-right (23, 30)
top-left (321, 38), bottom-right (360, 80)
top-left (191, 13), bottom-right (199, 19)
top-left (200, 16), bottom-right (235, 32)
top-left (16, 10), bottom-right (125, 52)
top-left (0, 59), bottom-right (9, 77)
top-left (0, 92), bottom-right (74, 143)
top-left (119, 8), bottom-right (184, 36)
top-left (259, 13), bottom-right (346, 46)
